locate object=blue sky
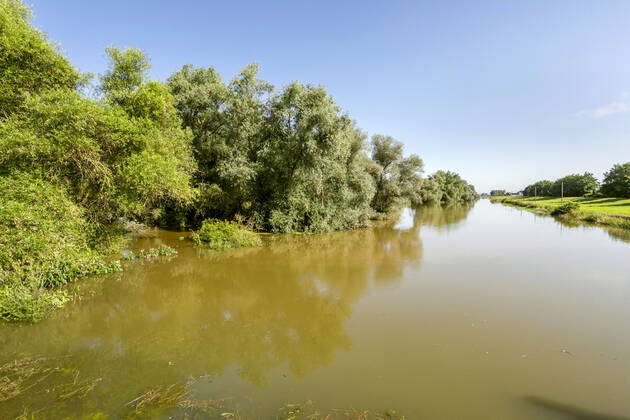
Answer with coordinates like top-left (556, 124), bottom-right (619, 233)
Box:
top-left (30, 0), bottom-right (630, 193)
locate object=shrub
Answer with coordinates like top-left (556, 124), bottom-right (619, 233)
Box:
top-left (0, 285), bottom-right (69, 322)
top-left (582, 213), bottom-right (600, 223)
top-left (0, 174), bottom-right (121, 321)
top-left (550, 201), bottom-right (580, 216)
top-left (191, 219), bottom-right (262, 250)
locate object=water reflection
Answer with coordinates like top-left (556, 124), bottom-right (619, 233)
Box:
top-left (548, 213), bottom-right (630, 244)
top-left (414, 204), bottom-right (473, 230)
top-left (0, 206), bottom-right (480, 417)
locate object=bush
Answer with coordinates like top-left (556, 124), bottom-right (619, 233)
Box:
top-left (550, 201), bottom-right (580, 216)
top-left (0, 174), bottom-right (121, 321)
top-left (0, 285), bottom-right (69, 322)
top-left (191, 219), bottom-right (262, 250)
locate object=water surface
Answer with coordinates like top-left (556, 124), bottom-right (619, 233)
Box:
top-left (2, 201), bottom-right (630, 418)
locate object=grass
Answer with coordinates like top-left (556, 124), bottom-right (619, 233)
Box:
top-left (191, 219), bottom-right (262, 251)
top-left (507, 196), bottom-right (630, 216)
top-left (489, 196), bottom-right (630, 231)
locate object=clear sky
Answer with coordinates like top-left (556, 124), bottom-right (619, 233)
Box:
top-left (29, 0), bottom-right (630, 193)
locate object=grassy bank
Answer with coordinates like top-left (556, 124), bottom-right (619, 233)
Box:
top-left (489, 196), bottom-right (630, 230)
top-left (501, 196), bottom-right (630, 216)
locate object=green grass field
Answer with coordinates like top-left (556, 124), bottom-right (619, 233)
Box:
top-left (512, 196), bottom-right (630, 216)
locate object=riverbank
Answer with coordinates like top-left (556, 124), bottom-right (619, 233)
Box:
top-left (489, 196), bottom-right (630, 230)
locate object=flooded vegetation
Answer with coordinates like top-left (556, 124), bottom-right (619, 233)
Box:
top-left (2, 201), bottom-right (630, 418)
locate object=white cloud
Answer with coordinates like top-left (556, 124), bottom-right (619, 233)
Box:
top-left (576, 100), bottom-right (630, 118)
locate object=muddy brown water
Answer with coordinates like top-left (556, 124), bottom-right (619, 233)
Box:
top-left (2, 200), bottom-right (630, 419)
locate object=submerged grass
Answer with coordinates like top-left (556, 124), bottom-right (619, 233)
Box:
top-left (122, 245), bottom-right (178, 261)
top-left (490, 196), bottom-right (630, 231)
top-left (191, 219), bottom-right (262, 251)
top-left (2, 355), bottom-right (405, 419)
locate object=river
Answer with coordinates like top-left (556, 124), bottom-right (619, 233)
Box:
top-left (2, 200), bottom-right (630, 419)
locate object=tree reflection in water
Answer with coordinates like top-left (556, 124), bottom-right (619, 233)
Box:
top-left (0, 205), bottom-right (473, 418)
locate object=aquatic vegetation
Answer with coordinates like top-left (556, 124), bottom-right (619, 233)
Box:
top-left (0, 355), bottom-right (102, 404)
top-left (277, 402), bottom-right (405, 419)
top-left (191, 219), bottom-right (262, 250)
top-left (125, 378), bottom-right (229, 418)
top-left (122, 245), bottom-right (178, 261)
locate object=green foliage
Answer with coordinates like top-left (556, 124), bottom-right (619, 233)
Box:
top-left (169, 65), bottom-right (379, 232)
top-left (258, 83), bottom-right (375, 232)
top-left (191, 219), bottom-right (262, 250)
top-left (550, 201), bottom-right (580, 216)
top-left (0, 285), bottom-right (69, 322)
top-left (490, 190), bottom-right (506, 196)
top-left (492, 196), bottom-right (630, 232)
top-left (522, 181), bottom-right (553, 197)
top-left (168, 63), bottom-right (270, 220)
top-left (367, 135), bottom-right (475, 211)
top-left (0, 174), bottom-right (121, 322)
top-left (424, 170), bottom-right (478, 204)
top-left (523, 173), bottom-right (598, 198)
top-left (551, 173), bottom-right (598, 197)
top-left (0, 88), bottom-right (195, 222)
top-left (0, 0), bottom-right (482, 321)
top-left (369, 135), bottom-right (406, 213)
top-left (0, 0), bottom-right (79, 116)
top-left (601, 162), bottom-right (630, 198)
top-left (123, 245), bottom-right (177, 260)
top-left (100, 47), bottom-right (150, 104)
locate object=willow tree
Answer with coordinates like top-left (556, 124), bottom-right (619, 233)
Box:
top-left (425, 170), bottom-right (478, 203)
top-left (369, 135), bottom-right (424, 213)
top-left (168, 63), bottom-right (271, 221)
top-left (257, 83), bottom-right (375, 232)
top-left (169, 65), bottom-right (376, 232)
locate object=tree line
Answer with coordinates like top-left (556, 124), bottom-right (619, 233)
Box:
top-left (521, 165), bottom-right (630, 198)
top-left (0, 0), bottom-right (477, 235)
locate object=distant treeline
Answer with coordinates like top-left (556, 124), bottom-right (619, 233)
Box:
top-left (522, 164), bottom-right (630, 198)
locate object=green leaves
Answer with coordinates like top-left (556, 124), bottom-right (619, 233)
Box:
top-left (602, 163), bottom-right (630, 198)
top-left (192, 219), bottom-right (262, 250)
top-left (100, 47), bottom-right (150, 103)
top-left (0, 0), bottom-right (79, 116)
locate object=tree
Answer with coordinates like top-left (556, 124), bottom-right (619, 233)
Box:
top-left (490, 190), bottom-right (506, 196)
top-left (0, 0), bottom-right (79, 116)
top-left (550, 173), bottom-right (598, 197)
top-left (100, 47), bottom-right (150, 104)
top-left (168, 63), bottom-right (271, 221)
top-left (369, 135), bottom-right (404, 213)
top-left (522, 180), bottom-right (552, 197)
top-left (258, 83), bottom-right (375, 232)
top-left (428, 171), bottom-right (478, 203)
top-left (601, 163), bottom-right (630, 198)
